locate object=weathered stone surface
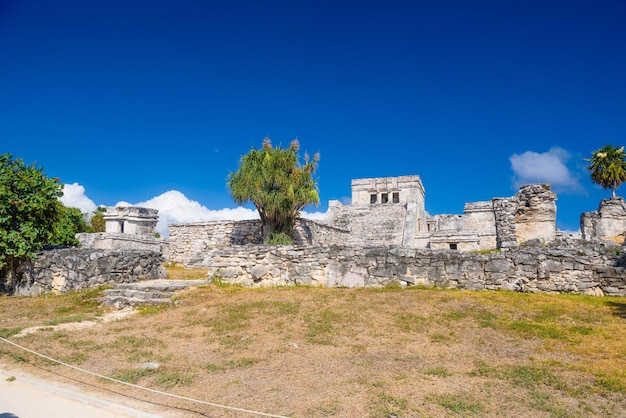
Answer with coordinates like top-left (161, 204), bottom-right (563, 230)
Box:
top-left (193, 243), bottom-right (626, 296)
top-left (581, 197), bottom-right (626, 244)
top-left (0, 248), bottom-right (166, 296)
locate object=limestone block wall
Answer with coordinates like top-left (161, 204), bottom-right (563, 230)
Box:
top-left (168, 220), bottom-right (263, 265)
top-left (292, 218), bottom-right (350, 247)
top-left (581, 197), bottom-right (626, 244)
top-left (464, 202), bottom-right (497, 236)
top-left (514, 184), bottom-right (557, 244)
top-left (428, 202), bottom-right (498, 251)
top-left (1, 248), bottom-right (167, 296)
top-left (168, 218), bottom-right (350, 265)
top-left (76, 233), bottom-right (168, 258)
top-left (202, 244), bottom-right (626, 296)
top-left (324, 202), bottom-right (408, 247)
top-left (493, 198), bottom-right (518, 249)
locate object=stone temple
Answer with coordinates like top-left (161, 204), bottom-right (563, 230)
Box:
top-left (324, 175), bottom-right (559, 251)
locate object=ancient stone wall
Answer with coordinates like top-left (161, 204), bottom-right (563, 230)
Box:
top-left (168, 220), bottom-right (263, 265)
top-left (493, 197), bottom-right (518, 249)
top-left (200, 243), bottom-right (626, 296)
top-left (323, 202), bottom-right (408, 246)
top-left (429, 202), bottom-right (498, 251)
top-left (581, 197), bottom-right (626, 244)
top-left (0, 248), bottom-right (166, 296)
top-left (76, 233), bottom-right (168, 257)
top-left (168, 218), bottom-right (350, 265)
top-left (514, 183), bottom-right (557, 244)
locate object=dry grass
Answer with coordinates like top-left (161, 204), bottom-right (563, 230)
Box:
top-left (1, 267), bottom-right (626, 417)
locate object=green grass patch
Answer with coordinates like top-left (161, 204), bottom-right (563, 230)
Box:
top-left (136, 304), bottom-right (170, 315)
top-left (368, 392), bottom-right (408, 418)
top-left (596, 376), bottom-right (625, 393)
top-left (425, 367), bottom-right (451, 377)
top-left (506, 320), bottom-right (566, 340)
top-left (109, 367), bottom-right (154, 384)
top-left (43, 314), bottom-right (90, 326)
top-left (395, 312), bottom-right (429, 332)
top-left (153, 369), bottom-right (194, 388)
top-left (304, 308), bottom-right (342, 345)
top-left (0, 328), bottom-right (22, 338)
top-left (432, 393), bottom-right (483, 415)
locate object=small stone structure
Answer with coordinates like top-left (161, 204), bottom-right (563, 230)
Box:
top-left (78, 206), bottom-right (166, 256)
top-left (104, 206), bottom-right (158, 235)
top-left (581, 197), bottom-right (626, 245)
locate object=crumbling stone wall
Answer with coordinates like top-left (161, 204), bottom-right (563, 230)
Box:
top-left (168, 218), bottom-right (349, 265)
top-left (76, 232), bottom-right (167, 257)
top-left (199, 243), bottom-right (626, 296)
top-left (0, 248), bottom-right (166, 296)
top-left (493, 197), bottom-right (518, 249)
top-left (581, 197), bottom-right (626, 244)
top-left (514, 183), bottom-right (557, 245)
top-left (168, 220), bottom-right (263, 265)
top-left (323, 203), bottom-right (408, 246)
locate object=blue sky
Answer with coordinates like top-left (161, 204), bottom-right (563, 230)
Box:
top-left (2, 0), bottom-right (625, 235)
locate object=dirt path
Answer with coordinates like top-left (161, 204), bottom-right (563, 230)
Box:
top-left (13, 308), bottom-right (137, 338)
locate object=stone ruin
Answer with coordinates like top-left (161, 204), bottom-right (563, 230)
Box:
top-left (161, 175), bottom-right (626, 296)
top-left (9, 176), bottom-right (625, 296)
top-left (77, 206), bottom-right (167, 256)
top-left (168, 175), bottom-right (626, 264)
top-left (104, 206), bottom-right (159, 235)
top-left (581, 197), bottom-right (626, 245)
top-left (3, 207), bottom-right (167, 295)
top-left (323, 176), bottom-right (558, 251)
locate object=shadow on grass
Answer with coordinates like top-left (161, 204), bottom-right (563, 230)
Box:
top-left (606, 300), bottom-right (626, 319)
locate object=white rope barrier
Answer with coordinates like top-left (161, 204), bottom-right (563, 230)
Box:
top-left (0, 336), bottom-right (289, 418)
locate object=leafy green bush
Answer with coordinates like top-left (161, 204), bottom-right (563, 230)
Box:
top-left (265, 231), bottom-right (293, 245)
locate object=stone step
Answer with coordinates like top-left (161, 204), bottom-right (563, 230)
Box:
top-left (99, 279), bottom-right (210, 309)
top-left (114, 279), bottom-right (209, 292)
top-left (99, 296), bottom-right (174, 309)
top-left (103, 288), bottom-right (175, 299)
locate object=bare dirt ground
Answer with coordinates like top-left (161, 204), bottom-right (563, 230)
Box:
top-left (1, 276), bottom-right (626, 418)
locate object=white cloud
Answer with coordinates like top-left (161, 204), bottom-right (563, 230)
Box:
top-left (300, 210), bottom-right (329, 221)
top-left (60, 183), bottom-right (97, 215)
top-left (510, 147), bottom-right (583, 193)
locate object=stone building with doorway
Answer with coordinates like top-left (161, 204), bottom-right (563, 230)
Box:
top-left (77, 206), bottom-right (166, 254)
top-left (323, 176), bottom-right (558, 251)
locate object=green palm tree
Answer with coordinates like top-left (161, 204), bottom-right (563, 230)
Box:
top-left (586, 145), bottom-right (626, 198)
top-left (227, 138), bottom-right (320, 244)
